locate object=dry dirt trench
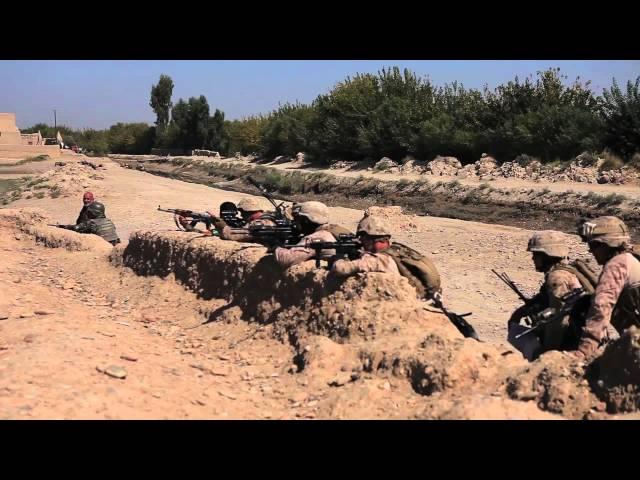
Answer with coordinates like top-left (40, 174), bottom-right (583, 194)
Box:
top-left (7, 157), bottom-right (589, 344)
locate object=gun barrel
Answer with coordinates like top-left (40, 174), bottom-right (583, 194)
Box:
top-left (514, 328), bottom-right (535, 340)
top-left (492, 269), bottom-right (529, 302)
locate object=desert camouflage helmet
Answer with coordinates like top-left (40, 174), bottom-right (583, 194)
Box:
top-left (578, 216), bottom-right (631, 248)
top-left (357, 216), bottom-right (392, 237)
top-left (237, 197), bottom-right (263, 212)
top-left (527, 230), bottom-right (569, 258)
top-left (293, 201), bottom-right (329, 225)
top-left (86, 201), bottom-right (106, 219)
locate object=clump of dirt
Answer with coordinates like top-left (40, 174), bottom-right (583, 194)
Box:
top-left (588, 327), bottom-right (640, 413)
top-left (0, 207), bottom-right (49, 227)
top-left (417, 394), bottom-right (562, 420)
top-left (364, 205), bottom-right (421, 233)
top-left (505, 351), bottom-right (604, 419)
top-left (383, 333), bottom-right (525, 396)
top-left (9, 163), bottom-right (107, 201)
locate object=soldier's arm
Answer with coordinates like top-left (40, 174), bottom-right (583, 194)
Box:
top-left (274, 245), bottom-right (316, 268)
top-left (331, 258), bottom-right (364, 277)
top-left (219, 226), bottom-right (253, 242)
top-left (578, 256), bottom-right (629, 356)
top-left (274, 231), bottom-right (337, 268)
top-left (332, 254), bottom-right (398, 277)
top-left (546, 269), bottom-right (581, 310)
top-left (72, 221), bottom-right (93, 233)
top-left (218, 218), bottom-right (277, 242)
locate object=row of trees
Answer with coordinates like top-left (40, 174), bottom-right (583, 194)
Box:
top-left (244, 67), bottom-right (639, 164)
top-left (23, 67), bottom-right (640, 163)
top-left (21, 122), bottom-right (155, 156)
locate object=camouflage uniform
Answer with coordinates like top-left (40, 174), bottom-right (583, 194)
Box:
top-left (509, 231), bottom-right (585, 354)
top-left (75, 218), bottom-right (120, 245)
top-left (331, 216), bottom-right (400, 277)
top-left (332, 251), bottom-right (400, 276)
top-left (72, 202), bottom-right (120, 245)
top-left (577, 217), bottom-right (640, 356)
top-left (212, 198), bottom-right (277, 242)
top-left (274, 201), bottom-right (338, 268)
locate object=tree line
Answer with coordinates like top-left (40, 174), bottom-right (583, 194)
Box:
top-left (23, 67), bottom-right (640, 164)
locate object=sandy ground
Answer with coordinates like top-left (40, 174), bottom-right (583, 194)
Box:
top-left (4, 157), bottom-right (601, 344)
top-left (0, 221), bottom-right (425, 419)
top-left (1, 157), bottom-right (624, 419)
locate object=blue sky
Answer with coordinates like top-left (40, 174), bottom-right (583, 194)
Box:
top-left (1, 60), bottom-right (639, 130)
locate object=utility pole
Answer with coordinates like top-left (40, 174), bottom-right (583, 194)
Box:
top-left (53, 109), bottom-right (57, 130)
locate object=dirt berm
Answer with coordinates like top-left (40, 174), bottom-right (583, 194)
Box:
top-left (114, 229), bottom-right (640, 418)
top-left (0, 208), bottom-right (113, 254)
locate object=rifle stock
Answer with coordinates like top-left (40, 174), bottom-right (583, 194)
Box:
top-left (431, 294), bottom-right (481, 341)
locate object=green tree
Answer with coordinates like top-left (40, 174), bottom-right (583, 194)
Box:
top-left (168, 95), bottom-right (210, 150)
top-left (150, 74), bottom-right (174, 134)
top-left (226, 116), bottom-right (269, 155)
top-left (260, 102), bottom-right (316, 157)
top-left (108, 123), bottom-right (155, 154)
top-left (206, 109), bottom-right (229, 153)
top-left (601, 76), bottom-right (640, 159)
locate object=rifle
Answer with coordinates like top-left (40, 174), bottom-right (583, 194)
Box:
top-left (514, 288), bottom-right (590, 340)
top-left (246, 221), bottom-right (303, 247)
top-left (309, 234), bottom-right (362, 268)
top-left (430, 292), bottom-right (481, 341)
top-left (247, 177), bottom-right (289, 222)
top-left (277, 233), bottom-right (362, 268)
top-left (158, 205), bottom-right (213, 232)
top-left (48, 223), bottom-right (75, 230)
top-left (492, 269), bottom-right (530, 303)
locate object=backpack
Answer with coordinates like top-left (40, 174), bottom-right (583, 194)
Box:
top-left (553, 259), bottom-right (599, 295)
top-left (385, 242), bottom-right (441, 299)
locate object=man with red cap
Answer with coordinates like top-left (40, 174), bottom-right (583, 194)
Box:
top-left (76, 191), bottom-right (95, 225)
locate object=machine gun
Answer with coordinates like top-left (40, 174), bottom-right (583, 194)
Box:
top-left (247, 177), bottom-right (290, 222)
top-left (514, 288), bottom-right (590, 340)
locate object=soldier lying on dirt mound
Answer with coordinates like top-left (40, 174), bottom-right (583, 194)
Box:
top-left (324, 214), bottom-right (475, 339)
top-left (506, 230), bottom-right (598, 360)
top-left (207, 197), bottom-right (276, 242)
top-left (573, 216), bottom-right (640, 360)
top-left (274, 201), bottom-right (351, 268)
top-left (56, 201), bottom-right (120, 246)
top-left (331, 216), bottom-right (401, 276)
